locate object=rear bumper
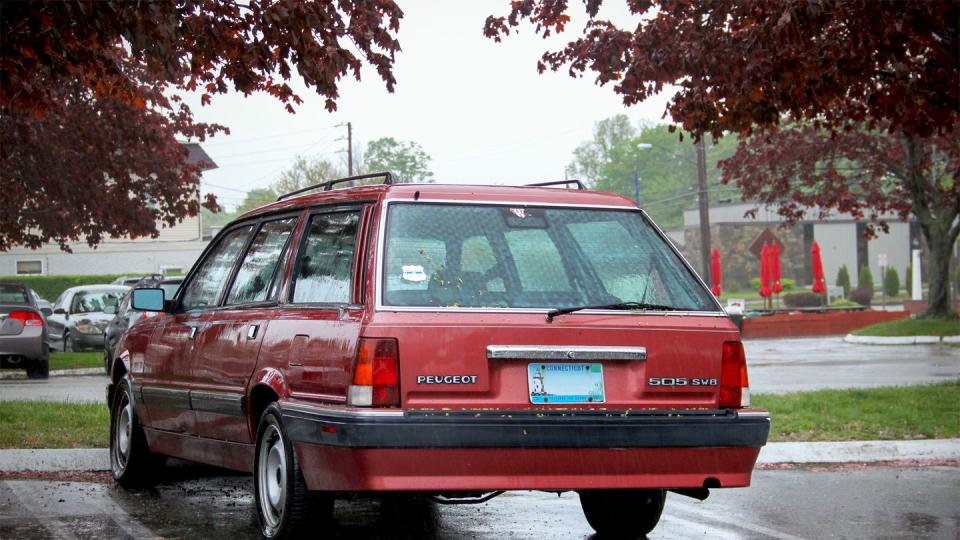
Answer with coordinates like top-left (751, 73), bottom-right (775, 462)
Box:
top-left (0, 330), bottom-right (47, 367)
top-left (281, 402), bottom-right (769, 492)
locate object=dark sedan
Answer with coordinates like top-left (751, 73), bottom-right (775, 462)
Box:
top-left (103, 277), bottom-right (182, 373)
top-left (0, 281), bottom-right (49, 378)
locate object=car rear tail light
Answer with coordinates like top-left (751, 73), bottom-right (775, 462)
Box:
top-left (348, 338), bottom-right (399, 407)
top-left (7, 311), bottom-right (44, 327)
top-left (719, 341), bottom-right (750, 408)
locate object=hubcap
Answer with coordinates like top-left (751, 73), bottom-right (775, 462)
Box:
top-left (258, 424), bottom-right (286, 529)
top-left (114, 393), bottom-right (132, 468)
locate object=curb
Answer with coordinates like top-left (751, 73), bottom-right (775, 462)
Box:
top-left (2, 439), bottom-right (959, 472)
top-left (0, 368), bottom-right (104, 380)
top-left (843, 334), bottom-right (960, 345)
top-left (0, 448), bottom-right (109, 472)
top-left (757, 439), bottom-right (960, 464)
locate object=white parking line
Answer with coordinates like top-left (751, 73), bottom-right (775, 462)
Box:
top-left (3, 480), bottom-right (156, 539)
top-left (4, 480), bottom-right (80, 540)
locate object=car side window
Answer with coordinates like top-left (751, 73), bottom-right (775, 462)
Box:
top-left (225, 218), bottom-right (297, 305)
top-left (290, 211), bottom-right (360, 304)
top-left (180, 225), bottom-right (254, 311)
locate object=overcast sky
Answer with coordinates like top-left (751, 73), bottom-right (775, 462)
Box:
top-left (186, 1), bottom-right (676, 210)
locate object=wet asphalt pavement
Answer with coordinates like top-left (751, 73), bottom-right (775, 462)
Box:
top-left (743, 337), bottom-right (959, 394)
top-left (1, 463), bottom-right (958, 539)
top-left (1, 337), bottom-right (957, 403)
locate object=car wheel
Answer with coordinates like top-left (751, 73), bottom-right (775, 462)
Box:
top-left (254, 403), bottom-right (333, 539)
top-left (25, 357), bottom-right (49, 379)
top-left (110, 378), bottom-right (164, 487)
top-left (578, 489), bottom-right (666, 538)
top-left (63, 332), bottom-right (75, 353)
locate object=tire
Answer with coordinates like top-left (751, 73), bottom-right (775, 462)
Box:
top-left (110, 378), bottom-right (164, 487)
top-left (25, 357), bottom-right (49, 379)
top-left (578, 489), bottom-right (666, 538)
top-left (254, 403), bottom-right (333, 539)
top-left (63, 332), bottom-right (75, 353)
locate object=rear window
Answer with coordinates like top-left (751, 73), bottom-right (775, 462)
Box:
top-left (0, 285), bottom-right (29, 304)
top-left (381, 203), bottom-right (717, 311)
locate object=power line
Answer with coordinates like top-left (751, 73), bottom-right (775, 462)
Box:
top-left (200, 125), bottom-right (339, 147)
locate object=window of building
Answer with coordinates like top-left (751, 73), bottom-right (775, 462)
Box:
top-left (15, 260), bottom-right (43, 275)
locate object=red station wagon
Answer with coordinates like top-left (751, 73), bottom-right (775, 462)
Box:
top-left (110, 173), bottom-right (769, 539)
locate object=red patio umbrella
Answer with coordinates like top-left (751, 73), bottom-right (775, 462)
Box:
top-left (771, 242), bottom-right (783, 294)
top-left (710, 247), bottom-right (722, 296)
top-left (758, 243), bottom-right (771, 298)
top-left (811, 240), bottom-right (826, 294)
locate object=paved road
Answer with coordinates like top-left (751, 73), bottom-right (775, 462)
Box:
top-left (744, 337), bottom-right (960, 394)
top-left (0, 465), bottom-right (957, 539)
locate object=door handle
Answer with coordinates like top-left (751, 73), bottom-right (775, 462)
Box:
top-left (247, 324), bottom-right (259, 340)
top-left (188, 326), bottom-right (198, 340)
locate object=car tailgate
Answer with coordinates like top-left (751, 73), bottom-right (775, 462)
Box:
top-left (364, 311), bottom-right (740, 410)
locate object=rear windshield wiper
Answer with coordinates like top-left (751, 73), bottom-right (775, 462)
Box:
top-left (546, 301), bottom-right (681, 322)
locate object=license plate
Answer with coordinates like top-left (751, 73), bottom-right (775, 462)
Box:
top-left (527, 363), bottom-right (605, 404)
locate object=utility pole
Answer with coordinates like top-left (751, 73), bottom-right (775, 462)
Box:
top-left (346, 122), bottom-right (353, 175)
top-left (336, 121), bottom-right (353, 176)
top-left (696, 136), bottom-right (712, 285)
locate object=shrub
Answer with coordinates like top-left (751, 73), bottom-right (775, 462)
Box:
top-left (0, 274), bottom-right (129, 302)
top-left (858, 266), bottom-right (874, 294)
top-left (782, 292), bottom-right (824, 308)
top-left (749, 277), bottom-right (761, 290)
top-left (883, 267), bottom-right (900, 297)
top-left (849, 287), bottom-right (873, 306)
top-left (830, 299), bottom-right (862, 308)
top-left (781, 278), bottom-right (796, 291)
top-left (835, 265), bottom-right (851, 296)
top-left (905, 266), bottom-right (912, 294)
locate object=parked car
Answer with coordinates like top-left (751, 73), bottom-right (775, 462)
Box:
top-left (47, 285), bottom-right (129, 352)
top-left (29, 290), bottom-right (54, 319)
top-left (0, 281), bottom-right (49, 378)
top-left (109, 174), bottom-right (769, 539)
top-left (104, 276), bottom-right (183, 373)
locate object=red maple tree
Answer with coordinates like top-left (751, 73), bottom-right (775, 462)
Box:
top-left (487, 0), bottom-right (958, 317)
top-left (1, 0), bottom-right (402, 250)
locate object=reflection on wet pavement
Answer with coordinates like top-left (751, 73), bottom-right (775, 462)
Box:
top-left (1, 463), bottom-right (958, 539)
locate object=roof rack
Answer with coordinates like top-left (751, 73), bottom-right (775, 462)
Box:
top-left (276, 171), bottom-right (396, 201)
top-left (526, 179), bottom-right (586, 190)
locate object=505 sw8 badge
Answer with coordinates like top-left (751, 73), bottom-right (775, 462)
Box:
top-left (107, 173), bottom-right (769, 539)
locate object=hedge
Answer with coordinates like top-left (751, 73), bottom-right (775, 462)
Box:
top-left (0, 274), bottom-right (134, 302)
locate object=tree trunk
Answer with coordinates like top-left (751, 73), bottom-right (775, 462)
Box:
top-left (905, 134), bottom-right (960, 319)
top-left (923, 231), bottom-right (956, 318)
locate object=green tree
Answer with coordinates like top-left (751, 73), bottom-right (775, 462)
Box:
top-left (858, 266), bottom-right (875, 295)
top-left (883, 268), bottom-right (901, 298)
top-left (364, 137), bottom-right (433, 184)
top-left (568, 119), bottom-right (739, 227)
top-left (273, 156), bottom-right (346, 195)
top-left (835, 265), bottom-right (851, 297)
top-left (236, 188), bottom-right (279, 215)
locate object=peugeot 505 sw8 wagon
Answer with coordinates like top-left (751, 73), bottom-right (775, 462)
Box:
top-left (110, 173), bottom-right (769, 539)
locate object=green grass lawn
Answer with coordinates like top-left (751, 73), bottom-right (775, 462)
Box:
top-left (851, 318), bottom-right (960, 337)
top-left (49, 352), bottom-right (103, 371)
top-left (754, 381), bottom-right (960, 442)
top-left (0, 401), bottom-right (108, 448)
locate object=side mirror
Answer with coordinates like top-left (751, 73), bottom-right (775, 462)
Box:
top-left (41, 307), bottom-right (53, 318)
top-left (131, 288), bottom-right (166, 312)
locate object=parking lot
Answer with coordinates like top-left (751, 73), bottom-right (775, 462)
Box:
top-left (1, 464), bottom-right (958, 539)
